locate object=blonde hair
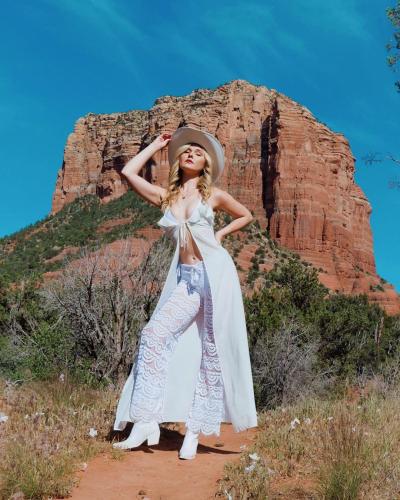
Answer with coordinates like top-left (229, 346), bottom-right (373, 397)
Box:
top-left (160, 142), bottom-right (214, 212)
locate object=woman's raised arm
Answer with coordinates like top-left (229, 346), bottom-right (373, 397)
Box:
top-left (121, 133), bottom-right (171, 207)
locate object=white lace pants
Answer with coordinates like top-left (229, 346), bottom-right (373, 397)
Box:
top-left (129, 260), bottom-right (225, 436)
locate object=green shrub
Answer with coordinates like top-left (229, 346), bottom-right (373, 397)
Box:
top-left (0, 276), bottom-right (77, 382)
top-left (316, 294), bottom-right (394, 379)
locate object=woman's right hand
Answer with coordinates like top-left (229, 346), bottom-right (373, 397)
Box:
top-left (150, 133), bottom-right (172, 152)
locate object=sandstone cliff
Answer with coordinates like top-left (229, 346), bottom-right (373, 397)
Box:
top-left (51, 79), bottom-right (400, 315)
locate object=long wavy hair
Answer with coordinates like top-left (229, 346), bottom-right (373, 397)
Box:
top-left (160, 142), bottom-right (214, 212)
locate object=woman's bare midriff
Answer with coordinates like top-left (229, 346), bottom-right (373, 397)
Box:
top-left (179, 232), bottom-right (203, 265)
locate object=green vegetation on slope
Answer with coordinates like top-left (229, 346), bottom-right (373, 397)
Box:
top-left (0, 191), bottom-right (160, 284)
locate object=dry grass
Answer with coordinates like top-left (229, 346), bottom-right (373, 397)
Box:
top-left (218, 377), bottom-right (400, 499)
top-left (3, 373), bottom-right (400, 499)
top-left (0, 375), bottom-right (124, 499)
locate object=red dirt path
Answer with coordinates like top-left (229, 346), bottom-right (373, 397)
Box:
top-left (68, 423), bottom-right (258, 499)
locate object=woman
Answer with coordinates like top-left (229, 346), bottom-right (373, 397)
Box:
top-left (112, 126), bottom-right (258, 460)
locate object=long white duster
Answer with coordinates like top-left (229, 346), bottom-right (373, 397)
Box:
top-left (113, 198), bottom-right (258, 433)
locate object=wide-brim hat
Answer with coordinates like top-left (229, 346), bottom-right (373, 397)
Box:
top-left (167, 126), bottom-right (225, 183)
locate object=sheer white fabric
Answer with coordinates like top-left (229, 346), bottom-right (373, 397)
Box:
top-left (128, 261), bottom-right (225, 436)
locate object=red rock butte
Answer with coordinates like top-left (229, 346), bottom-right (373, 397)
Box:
top-left (51, 79), bottom-right (400, 315)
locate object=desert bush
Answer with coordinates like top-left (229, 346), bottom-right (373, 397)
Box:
top-left (316, 294), bottom-right (397, 379)
top-left (0, 235), bottom-right (174, 385)
top-left (246, 257), bottom-right (400, 392)
top-left (264, 257), bottom-right (329, 316)
top-left (245, 257), bottom-right (329, 338)
top-left (0, 274), bottom-right (76, 383)
top-left (251, 316), bottom-right (332, 410)
top-left (39, 237), bottom-right (173, 384)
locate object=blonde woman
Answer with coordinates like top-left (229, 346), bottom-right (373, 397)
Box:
top-left (112, 126), bottom-right (258, 459)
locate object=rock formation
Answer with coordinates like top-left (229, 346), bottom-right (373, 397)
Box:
top-left (51, 79), bottom-right (400, 315)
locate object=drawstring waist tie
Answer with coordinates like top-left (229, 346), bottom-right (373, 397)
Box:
top-left (177, 261), bottom-right (206, 295)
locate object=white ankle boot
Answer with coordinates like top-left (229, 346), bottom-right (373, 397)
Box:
top-left (179, 428), bottom-right (200, 459)
top-left (113, 420), bottom-right (160, 450)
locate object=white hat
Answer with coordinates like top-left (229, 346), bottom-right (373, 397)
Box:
top-left (168, 126), bottom-right (225, 182)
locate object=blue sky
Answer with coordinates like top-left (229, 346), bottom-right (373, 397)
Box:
top-left (1, 0), bottom-right (399, 292)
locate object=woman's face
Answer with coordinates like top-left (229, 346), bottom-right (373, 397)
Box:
top-left (178, 143), bottom-right (206, 175)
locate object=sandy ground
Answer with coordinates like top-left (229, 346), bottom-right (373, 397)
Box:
top-left (68, 423), bottom-right (258, 500)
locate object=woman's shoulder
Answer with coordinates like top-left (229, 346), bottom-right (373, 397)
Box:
top-left (208, 186), bottom-right (220, 211)
top-left (209, 186), bottom-right (232, 210)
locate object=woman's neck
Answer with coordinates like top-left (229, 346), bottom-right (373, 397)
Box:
top-left (180, 177), bottom-right (200, 193)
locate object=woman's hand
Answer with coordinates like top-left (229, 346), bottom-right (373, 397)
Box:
top-left (150, 133), bottom-right (172, 152)
top-left (215, 230), bottom-right (224, 245)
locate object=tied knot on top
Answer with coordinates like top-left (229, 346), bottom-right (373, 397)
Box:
top-left (178, 222), bottom-right (191, 250)
top-left (156, 200), bottom-right (215, 248)
top-left (176, 210), bottom-right (213, 250)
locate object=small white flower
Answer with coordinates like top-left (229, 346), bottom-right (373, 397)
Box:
top-left (88, 427), bottom-right (98, 438)
top-left (59, 373), bottom-right (65, 382)
top-left (327, 416), bottom-right (333, 421)
top-left (304, 417), bottom-right (311, 425)
top-left (352, 426), bottom-right (356, 432)
top-left (24, 414), bottom-right (30, 420)
top-left (244, 462), bottom-right (256, 473)
top-left (224, 489), bottom-right (233, 500)
top-left (357, 405), bottom-right (362, 409)
top-left (249, 452), bottom-right (260, 461)
top-left (290, 418), bottom-right (300, 429)
top-left (33, 411), bottom-right (45, 418)
top-left (0, 412), bottom-right (8, 423)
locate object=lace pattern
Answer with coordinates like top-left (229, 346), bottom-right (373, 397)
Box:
top-left (129, 261), bottom-right (224, 436)
top-left (185, 266), bottom-right (224, 436)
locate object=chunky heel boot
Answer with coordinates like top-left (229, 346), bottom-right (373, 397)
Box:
top-left (179, 428), bottom-right (200, 459)
top-left (113, 420), bottom-right (160, 450)
top-left (147, 427), bottom-right (160, 446)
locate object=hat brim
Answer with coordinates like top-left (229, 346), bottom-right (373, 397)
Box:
top-left (167, 126), bottom-right (224, 182)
